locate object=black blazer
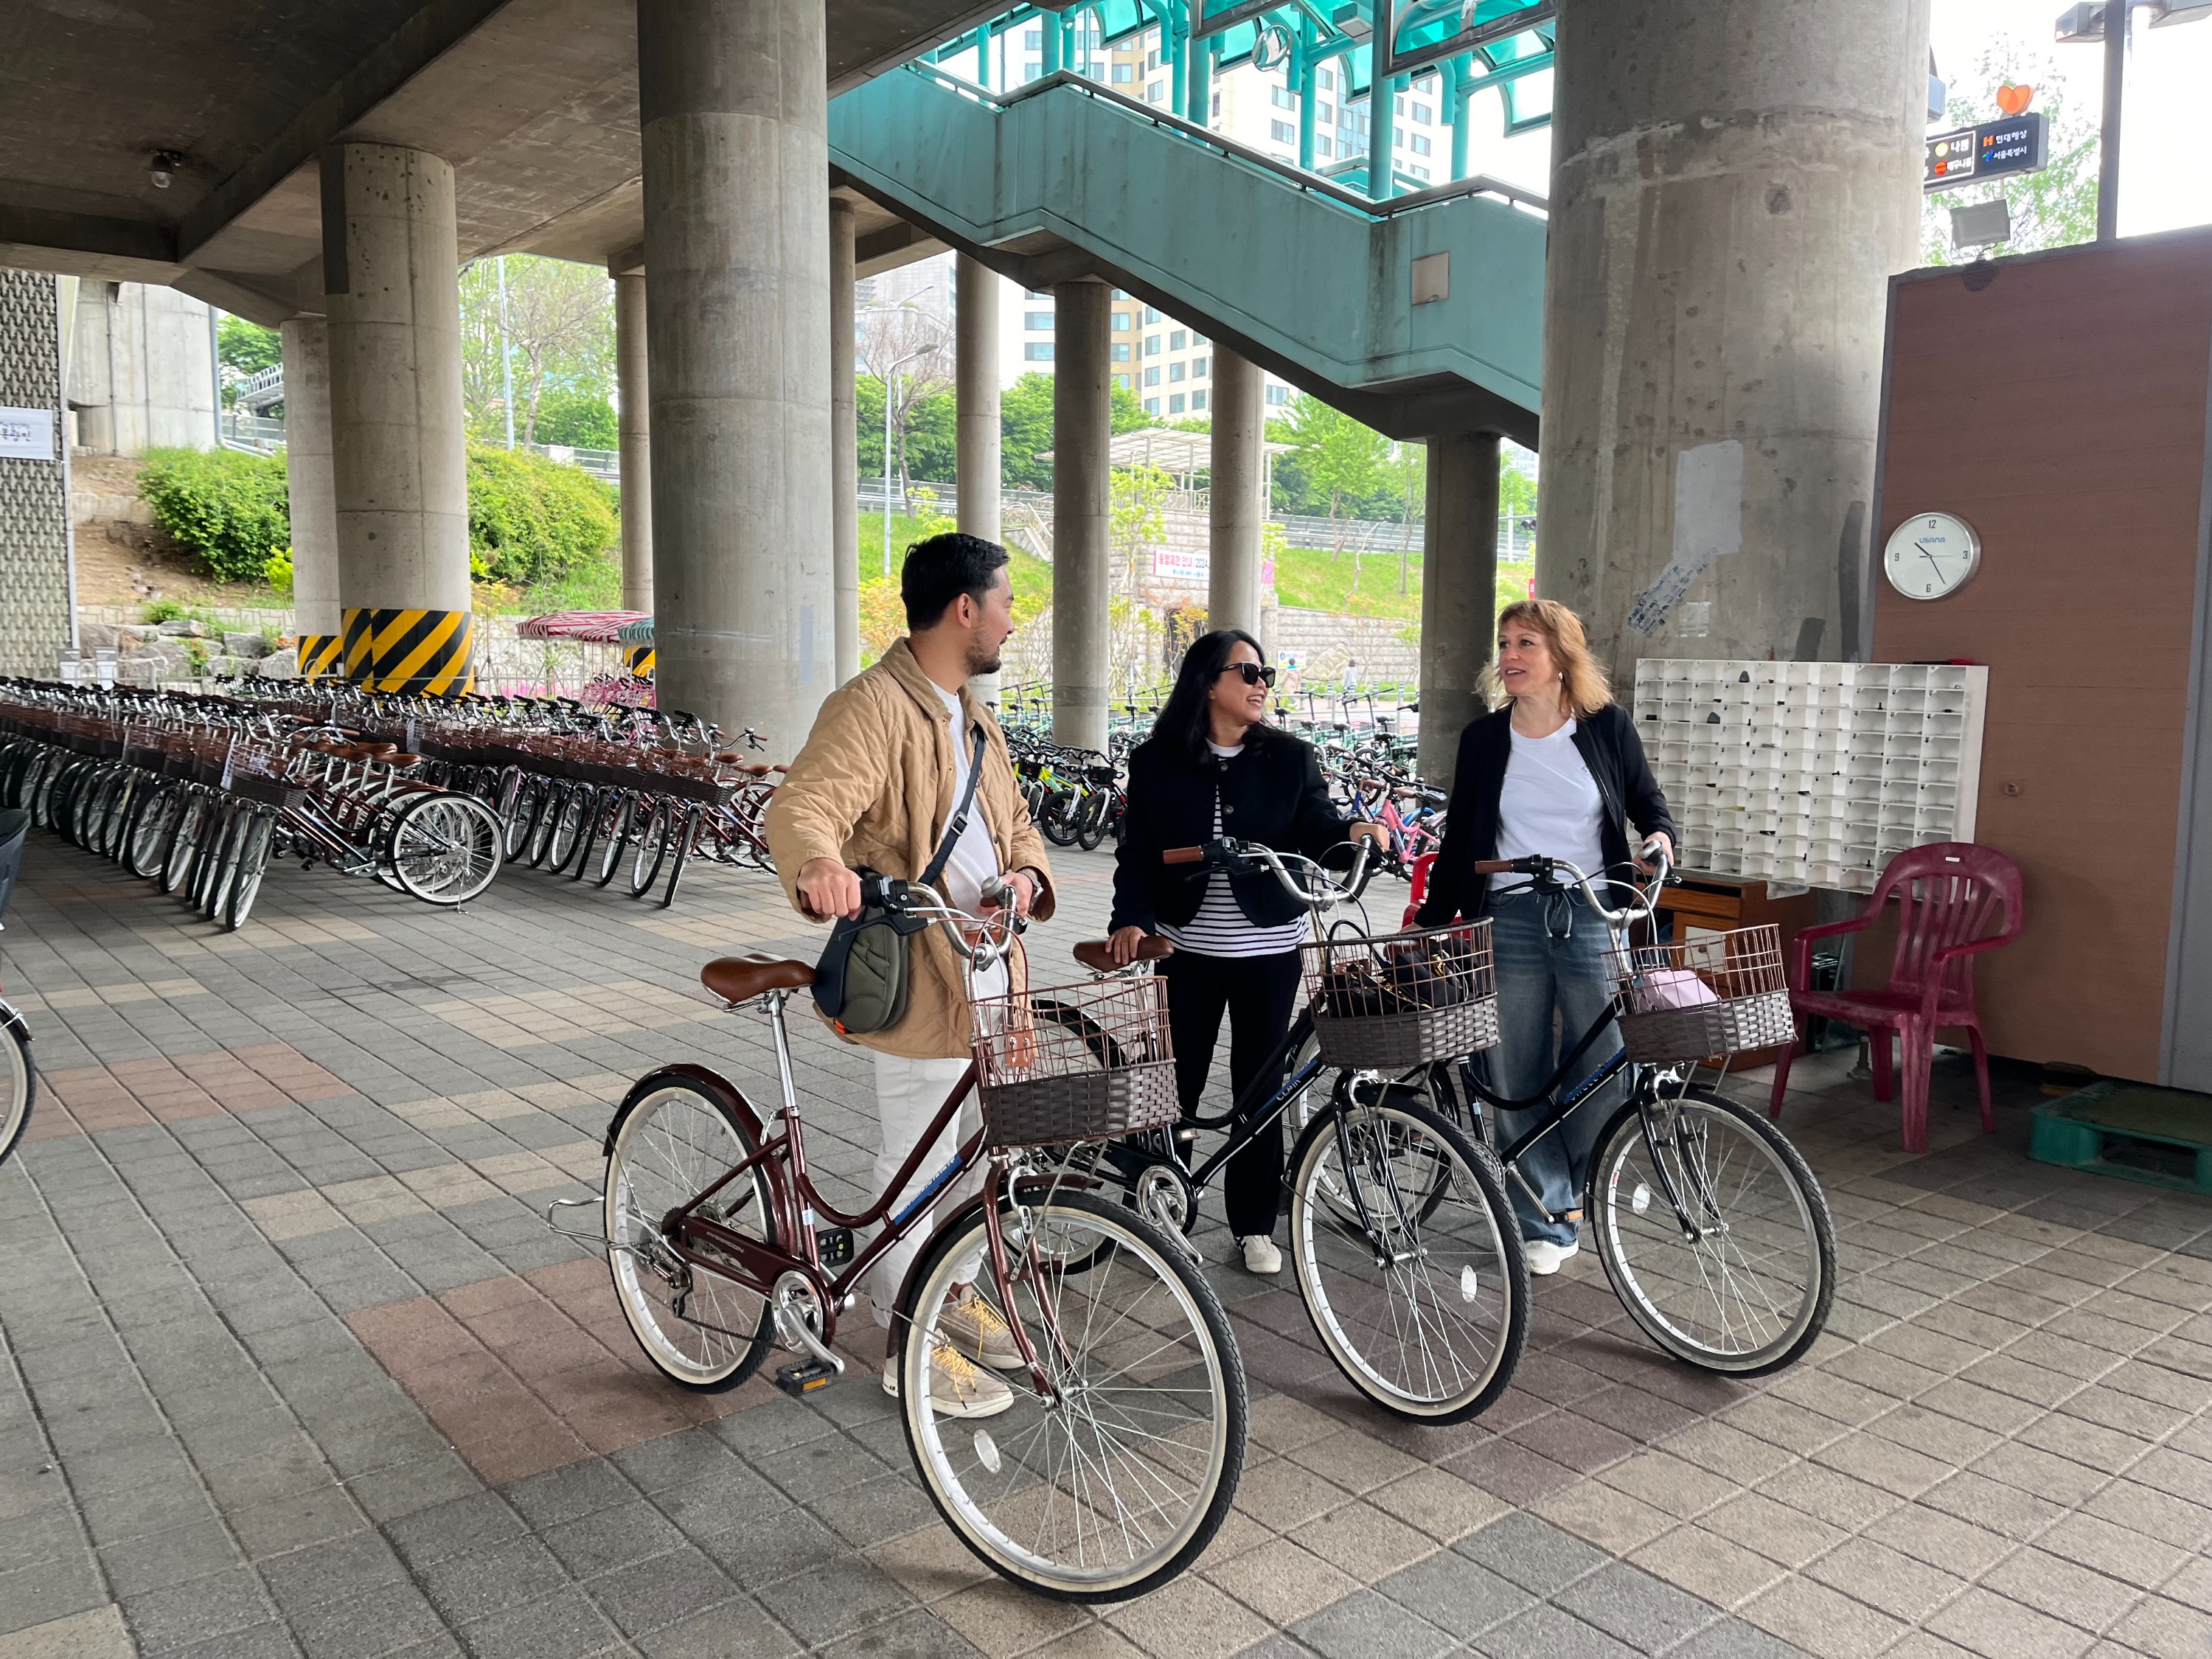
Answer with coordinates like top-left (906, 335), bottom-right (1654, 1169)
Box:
top-left (1110, 728), bottom-right (1352, 933)
top-left (1415, 702), bottom-right (1677, 926)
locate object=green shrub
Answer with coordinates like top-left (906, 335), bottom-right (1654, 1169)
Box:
top-left (138, 448), bottom-right (292, 584)
top-left (466, 445), bottom-right (619, 587)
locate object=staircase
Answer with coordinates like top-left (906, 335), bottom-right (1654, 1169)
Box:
top-left (828, 66), bottom-right (1546, 442)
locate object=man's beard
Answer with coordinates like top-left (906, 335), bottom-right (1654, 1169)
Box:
top-left (967, 634), bottom-right (1004, 677)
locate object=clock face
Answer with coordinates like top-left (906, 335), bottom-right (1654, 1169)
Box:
top-left (1883, 512), bottom-right (1981, 601)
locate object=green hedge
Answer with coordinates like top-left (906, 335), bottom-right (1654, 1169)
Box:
top-left (466, 445), bottom-right (619, 586)
top-left (138, 448), bottom-right (291, 584)
top-left (138, 443), bottom-right (618, 590)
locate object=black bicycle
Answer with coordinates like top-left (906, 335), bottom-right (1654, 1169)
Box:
top-left (1402, 849), bottom-right (1837, 1377)
top-left (1068, 837), bottom-right (1531, 1425)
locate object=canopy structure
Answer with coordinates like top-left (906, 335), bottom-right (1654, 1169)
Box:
top-left (1037, 428), bottom-right (1293, 494)
top-left (517, 611), bottom-right (648, 644)
top-left (616, 616), bottom-right (656, 647)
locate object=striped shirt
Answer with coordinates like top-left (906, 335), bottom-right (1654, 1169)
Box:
top-left (1159, 742), bottom-right (1310, 959)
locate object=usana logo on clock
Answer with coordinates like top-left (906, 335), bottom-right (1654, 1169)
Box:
top-left (1883, 512), bottom-right (1981, 600)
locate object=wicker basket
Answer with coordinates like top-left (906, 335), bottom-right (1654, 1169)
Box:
top-left (1301, 921), bottom-right (1500, 1071)
top-left (973, 975), bottom-right (1178, 1147)
top-left (1609, 924), bottom-right (1794, 1064)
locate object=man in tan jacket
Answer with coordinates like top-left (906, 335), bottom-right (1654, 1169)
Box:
top-left (765, 533), bottom-right (1055, 1418)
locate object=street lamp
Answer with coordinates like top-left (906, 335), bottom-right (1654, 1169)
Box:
top-left (2056, 0), bottom-right (2211, 240)
top-left (881, 342), bottom-right (941, 575)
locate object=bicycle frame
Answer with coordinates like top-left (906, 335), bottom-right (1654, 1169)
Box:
top-left (615, 982), bottom-right (1079, 1401)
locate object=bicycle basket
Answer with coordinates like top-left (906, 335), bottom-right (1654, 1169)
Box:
top-left (972, 975), bottom-right (1178, 1147)
top-left (1299, 920), bottom-right (1499, 1070)
top-left (1608, 924), bottom-right (1793, 1064)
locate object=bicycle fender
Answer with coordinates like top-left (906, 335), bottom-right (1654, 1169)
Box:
top-left (601, 1063), bottom-right (766, 1158)
top-left (0, 996), bottom-right (29, 1048)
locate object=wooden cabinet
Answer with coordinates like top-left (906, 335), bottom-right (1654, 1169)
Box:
top-left (1655, 874), bottom-right (1819, 1068)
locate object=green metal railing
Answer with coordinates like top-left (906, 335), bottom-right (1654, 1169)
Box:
top-left (914, 0), bottom-right (1554, 204)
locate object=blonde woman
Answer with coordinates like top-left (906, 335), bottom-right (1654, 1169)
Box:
top-left (1414, 600), bottom-right (1676, 1273)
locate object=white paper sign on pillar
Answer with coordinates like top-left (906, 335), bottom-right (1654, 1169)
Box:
top-left (0, 408), bottom-right (56, 461)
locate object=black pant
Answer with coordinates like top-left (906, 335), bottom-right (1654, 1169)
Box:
top-left (1161, 948), bottom-right (1302, 1240)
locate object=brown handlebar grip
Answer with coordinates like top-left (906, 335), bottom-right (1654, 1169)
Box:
top-left (1163, 846), bottom-right (1205, 865)
top-left (1071, 936), bottom-right (1175, 972)
top-left (1470, 859), bottom-right (1519, 874)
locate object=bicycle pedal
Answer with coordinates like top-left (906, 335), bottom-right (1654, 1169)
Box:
top-left (775, 1358), bottom-right (839, 1397)
top-left (815, 1226), bottom-right (855, 1267)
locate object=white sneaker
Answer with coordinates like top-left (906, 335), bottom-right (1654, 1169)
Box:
top-left (883, 1337), bottom-right (1015, 1419)
top-left (1239, 1235), bottom-right (1283, 1275)
top-left (939, 1289), bottom-right (1024, 1370)
top-left (1523, 1239), bottom-right (1580, 1276)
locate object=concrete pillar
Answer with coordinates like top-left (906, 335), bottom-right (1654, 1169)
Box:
top-left (830, 198), bottom-right (860, 686)
top-left (322, 143), bottom-right (474, 695)
top-left (956, 254), bottom-right (1004, 705)
top-left (279, 317), bottom-right (342, 678)
top-left (1052, 280), bottom-right (1111, 754)
top-left (1539, 0), bottom-right (1928, 677)
top-left (638, 0), bottom-right (833, 755)
top-left (614, 269), bottom-right (653, 615)
top-left (1417, 432), bottom-right (1498, 790)
top-left (1208, 348), bottom-right (1264, 637)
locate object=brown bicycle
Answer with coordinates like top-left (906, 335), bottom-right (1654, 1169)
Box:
top-left (577, 875), bottom-right (1246, 1601)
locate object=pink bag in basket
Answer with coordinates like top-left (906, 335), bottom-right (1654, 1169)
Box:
top-left (1637, 968), bottom-right (1720, 1011)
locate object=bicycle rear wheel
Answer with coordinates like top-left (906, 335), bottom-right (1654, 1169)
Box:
top-left (1287, 1094), bottom-right (1526, 1423)
top-left (604, 1079), bottom-right (776, 1390)
top-left (1587, 1085), bottom-right (1834, 1376)
top-left (899, 1189), bottom-right (1244, 1602)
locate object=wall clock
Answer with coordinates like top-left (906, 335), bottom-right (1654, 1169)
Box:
top-left (1883, 512), bottom-right (1981, 600)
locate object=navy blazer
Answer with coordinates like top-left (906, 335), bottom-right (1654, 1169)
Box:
top-left (1414, 703), bottom-right (1677, 926)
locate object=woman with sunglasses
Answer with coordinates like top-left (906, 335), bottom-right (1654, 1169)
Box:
top-left (1107, 630), bottom-right (1385, 1274)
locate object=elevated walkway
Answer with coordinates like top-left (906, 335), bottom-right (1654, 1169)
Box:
top-left (828, 66), bottom-right (1546, 444)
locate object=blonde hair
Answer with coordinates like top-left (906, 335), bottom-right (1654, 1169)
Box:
top-left (1486, 599), bottom-right (1612, 718)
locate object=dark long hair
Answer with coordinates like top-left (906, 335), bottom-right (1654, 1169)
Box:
top-left (1152, 629), bottom-right (1271, 761)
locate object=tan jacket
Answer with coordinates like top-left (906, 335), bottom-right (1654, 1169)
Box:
top-left (764, 639), bottom-right (1057, 1059)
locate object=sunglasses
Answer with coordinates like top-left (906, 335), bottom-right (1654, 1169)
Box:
top-left (1217, 661), bottom-right (1278, 688)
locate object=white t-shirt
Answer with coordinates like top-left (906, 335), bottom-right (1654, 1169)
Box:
top-left (1493, 720), bottom-right (1607, 894)
top-left (931, 684), bottom-right (1001, 916)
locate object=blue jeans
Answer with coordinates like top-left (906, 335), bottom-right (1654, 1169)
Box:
top-left (1479, 886), bottom-right (1627, 1246)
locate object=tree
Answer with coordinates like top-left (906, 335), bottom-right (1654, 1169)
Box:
top-left (216, 317), bottom-right (281, 407)
top-left (459, 256), bottom-right (613, 445)
top-left (1391, 441), bottom-right (1427, 596)
top-left (998, 372), bottom-right (1155, 490)
top-left (532, 391), bottom-right (618, 448)
top-left (1920, 44), bottom-right (2098, 266)
top-left (859, 303), bottom-right (953, 498)
top-left (1281, 396), bottom-right (1390, 586)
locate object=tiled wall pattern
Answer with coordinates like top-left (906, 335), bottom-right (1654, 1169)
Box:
top-left (0, 268), bottom-right (75, 679)
top-left (1636, 660), bottom-right (1989, 893)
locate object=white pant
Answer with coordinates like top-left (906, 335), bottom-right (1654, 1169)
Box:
top-left (869, 1048), bottom-right (989, 1327)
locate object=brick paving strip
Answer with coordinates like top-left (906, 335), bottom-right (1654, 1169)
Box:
top-left (0, 836), bottom-right (2208, 1658)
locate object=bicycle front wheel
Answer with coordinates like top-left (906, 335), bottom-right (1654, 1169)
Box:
top-left (0, 1019), bottom-right (34, 1166)
top-left (1587, 1085), bottom-right (1835, 1376)
top-left (604, 1080), bottom-right (776, 1390)
top-left (900, 1189), bottom-right (1245, 1603)
top-left (384, 794), bottom-right (501, 905)
top-left (1287, 1095), bottom-right (1527, 1424)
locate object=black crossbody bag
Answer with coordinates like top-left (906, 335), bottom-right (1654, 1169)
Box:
top-left (812, 724), bottom-right (989, 1036)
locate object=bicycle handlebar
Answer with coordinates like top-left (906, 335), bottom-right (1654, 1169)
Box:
top-left (1469, 838), bottom-right (1674, 926)
top-left (1160, 836), bottom-right (1377, 909)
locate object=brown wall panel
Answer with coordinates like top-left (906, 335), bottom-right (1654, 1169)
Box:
top-left (1874, 230), bottom-right (2212, 1080)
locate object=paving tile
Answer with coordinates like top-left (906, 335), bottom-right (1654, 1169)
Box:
top-left (1738, 1576), bottom-right (1908, 1659)
top-left (1924, 1586), bottom-right (2098, 1659)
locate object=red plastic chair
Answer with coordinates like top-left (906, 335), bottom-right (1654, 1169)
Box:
top-left (1768, 843), bottom-right (2023, 1152)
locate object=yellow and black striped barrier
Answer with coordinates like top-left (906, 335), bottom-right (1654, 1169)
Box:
top-left (296, 633), bottom-right (344, 680)
top-left (624, 644), bottom-right (655, 678)
top-left (341, 608), bottom-right (474, 697)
